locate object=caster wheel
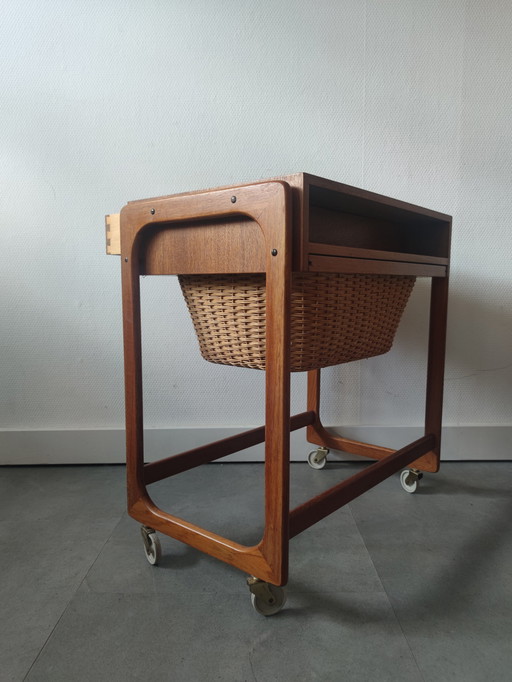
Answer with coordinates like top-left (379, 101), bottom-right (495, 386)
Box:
top-left (250, 585), bottom-right (287, 617)
top-left (247, 577), bottom-right (287, 616)
top-left (307, 447), bottom-right (329, 470)
top-left (140, 526), bottom-right (161, 565)
top-left (400, 469), bottom-right (423, 494)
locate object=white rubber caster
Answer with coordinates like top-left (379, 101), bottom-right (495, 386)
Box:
top-left (307, 447), bottom-right (329, 470)
top-left (247, 577), bottom-right (287, 616)
top-left (140, 526), bottom-right (161, 565)
top-left (400, 469), bottom-right (423, 494)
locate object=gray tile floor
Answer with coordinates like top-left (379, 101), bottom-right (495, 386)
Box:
top-left (1, 461), bottom-right (511, 682)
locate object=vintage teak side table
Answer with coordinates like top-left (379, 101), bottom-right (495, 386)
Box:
top-left (105, 173), bottom-right (451, 615)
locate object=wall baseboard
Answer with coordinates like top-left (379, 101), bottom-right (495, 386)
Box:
top-left (0, 426), bottom-right (510, 465)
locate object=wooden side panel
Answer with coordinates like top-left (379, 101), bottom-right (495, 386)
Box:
top-left (143, 217), bottom-right (265, 274)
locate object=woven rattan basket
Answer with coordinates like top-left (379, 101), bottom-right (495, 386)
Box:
top-left (179, 273), bottom-right (415, 372)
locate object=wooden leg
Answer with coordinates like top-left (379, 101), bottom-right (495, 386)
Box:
top-left (121, 239), bottom-right (146, 510)
top-left (420, 275), bottom-right (450, 472)
top-left (306, 369), bottom-right (395, 460)
top-left (306, 276), bottom-right (449, 473)
top-left (306, 369), bottom-right (321, 430)
top-left (120, 181), bottom-right (293, 586)
top-left (257, 184), bottom-right (293, 587)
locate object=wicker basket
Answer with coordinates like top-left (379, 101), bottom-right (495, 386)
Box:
top-left (178, 273), bottom-right (415, 372)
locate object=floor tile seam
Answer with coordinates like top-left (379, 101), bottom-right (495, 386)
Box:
top-left (21, 599), bottom-right (74, 682)
top-left (77, 589), bottom-right (250, 597)
top-left (345, 503), bottom-right (387, 585)
top-left (76, 513), bottom-right (127, 594)
top-left (74, 587), bottom-right (392, 598)
top-left (347, 502), bottom-right (428, 682)
top-left (284, 588), bottom-right (390, 597)
top-left (379, 597), bottom-right (428, 682)
top-left (21, 512), bottom-right (126, 681)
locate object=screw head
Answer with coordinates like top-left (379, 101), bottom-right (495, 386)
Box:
top-left (150, 208), bottom-right (155, 214)
top-left (271, 249), bottom-right (278, 256)
top-left (231, 196), bottom-right (237, 203)
top-left (124, 257), bottom-right (128, 262)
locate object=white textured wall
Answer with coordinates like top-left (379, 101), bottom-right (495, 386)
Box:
top-left (1, 1), bottom-right (511, 461)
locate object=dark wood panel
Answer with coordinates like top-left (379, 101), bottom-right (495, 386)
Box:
top-left (143, 217), bottom-right (265, 274)
top-left (308, 254), bottom-right (446, 277)
top-left (308, 242), bottom-right (448, 266)
top-left (305, 173), bottom-right (452, 223)
top-left (309, 205), bottom-right (450, 259)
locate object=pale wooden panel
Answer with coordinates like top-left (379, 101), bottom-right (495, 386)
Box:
top-left (105, 214), bottom-right (121, 255)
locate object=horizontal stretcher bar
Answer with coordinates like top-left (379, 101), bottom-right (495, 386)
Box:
top-left (144, 410), bottom-right (316, 485)
top-left (289, 434), bottom-right (435, 538)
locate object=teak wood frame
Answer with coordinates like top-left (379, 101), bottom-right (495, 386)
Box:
top-left (117, 174), bottom-right (451, 587)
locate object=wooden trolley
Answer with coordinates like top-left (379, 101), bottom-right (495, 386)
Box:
top-left (105, 173), bottom-right (451, 615)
